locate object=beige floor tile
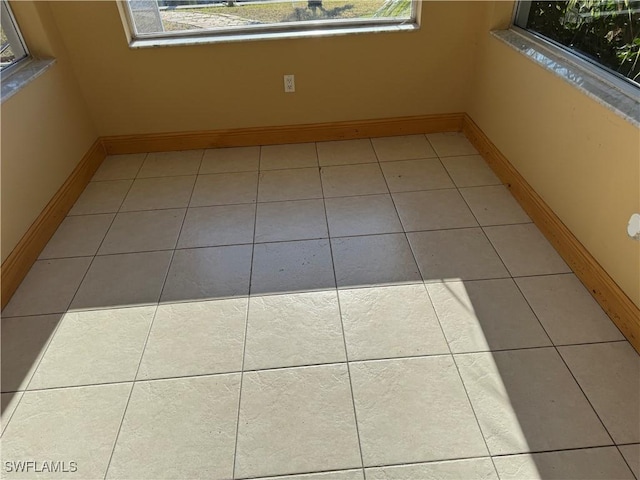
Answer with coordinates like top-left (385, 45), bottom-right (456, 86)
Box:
top-left (381, 158), bottom-right (454, 192)
top-left (255, 199), bottom-right (327, 243)
top-left (98, 209), bottom-right (185, 255)
top-left (69, 180), bottom-right (132, 215)
top-left (484, 224), bottom-right (571, 277)
top-left (1, 391), bottom-right (23, 435)
top-left (177, 204), bottom-right (255, 248)
top-left (258, 168), bottom-right (323, 202)
top-left (317, 139), bottom-right (377, 166)
top-left (321, 164), bottom-right (388, 198)
top-left (339, 284), bottom-right (448, 361)
top-left (493, 447), bottom-right (635, 480)
top-left (200, 146), bottom-right (260, 174)
top-left (1, 314), bottom-right (61, 392)
top-left (393, 189), bottom-right (478, 231)
top-left (137, 299), bottom-right (247, 380)
top-left (372, 135), bottom-right (437, 162)
top-left (28, 307), bottom-right (154, 390)
top-left (407, 228), bottom-right (509, 283)
top-left (190, 172), bottom-right (258, 207)
top-left (260, 143), bottom-right (318, 171)
top-left (235, 364), bottom-right (361, 478)
top-left (137, 150), bottom-right (203, 178)
top-left (459, 185), bottom-right (530, 226)
top-left (366, 458), bottom-right (498, 480)
top-left (255, 470), bottom-right (364, 480)
top-left (456, 348), bottom-right (612, 455)
top-left (251, 239), bottom-right (335, 295)
top-left (426, 132), bottom-right (478, 157)
top-left (619, 444), bottom-right (640, 478)
top-left (350, 356), bottom-right (487, 466)
top-left (92, 154), bottom-right (146, 181)
top-left (161, 245), bottom-right (252, 303)
top-left (244, 291), bottom-right (345, 370)
top-left (8, 137), bottom-right (635, 477)
top-left (325, 194), bottom-right (402, 237)
top-left (39, 214), bottom-right (114, 259)
top-left (120, 175), bottom-right (195, 212)
top-left (2, 383), bottom-right (131, 480)
top-left (332, 234), bottom-right (421, 289)
top-left (441, 155), bottom-right (501, 187)
top-left (427, 279), bottom-right (551, 353)
top-left (71, 251), bottom-right (172, 310)
top-left (516, 274), bottom-right (624, 345)
top-left (107, 374), bottom-right (240, 480)
top-left (2, 258), bottom-right (92, 317)
top-left (559, 342), bottom-right (640, 444)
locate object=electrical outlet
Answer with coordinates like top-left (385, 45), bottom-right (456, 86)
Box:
top-left (284, 74), bottom-right (295, 93)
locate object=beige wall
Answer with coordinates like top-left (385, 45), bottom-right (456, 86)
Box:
top-left (49, 1), bottom-right (484, 136)
top-left (1, 1), bottom-right (97, 263)
top-left (468, 2), bottom-right (640, 307)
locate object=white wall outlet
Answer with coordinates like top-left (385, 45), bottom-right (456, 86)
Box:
top-left (284, 74), bottom-right (295, 93)
top-left (628, 213), bottom-right (640, 240)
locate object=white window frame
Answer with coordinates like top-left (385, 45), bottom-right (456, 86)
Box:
top-left (120, 0), bottom-right (420, 48)
top-left (1, 0), bottom-right (29, 72)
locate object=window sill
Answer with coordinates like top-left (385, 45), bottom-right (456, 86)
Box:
top-left (1, 58), bottom-right (56, 104)
top-left (129, 22), bottom-right (419, 49)
top-left (492, 28), bottom-right (639, 127)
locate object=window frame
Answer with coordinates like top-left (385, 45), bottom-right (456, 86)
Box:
top-left (120, 0), bottom-right (420, 48)
top-left (1, 0), bottom-right (29, 73)
top-left (513, 0), bottom-right (640, 91)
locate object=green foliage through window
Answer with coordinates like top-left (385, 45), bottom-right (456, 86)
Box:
top-left (520, 0), bottom-right (640, 84)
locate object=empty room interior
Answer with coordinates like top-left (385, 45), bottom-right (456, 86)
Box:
top-left (1, 0), bottom-right (639, 479)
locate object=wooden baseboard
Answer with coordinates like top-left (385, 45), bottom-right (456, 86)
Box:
top-left (102, 113), bottom-right (465, 155)
top-left (1, 114), bottom-right (463, 308)
top-left (1, 139), bottom-right (107, 310)
top-left (462, 114), bottom-right (640, 353)
top-left (6, 112), bottom-right (638, 354)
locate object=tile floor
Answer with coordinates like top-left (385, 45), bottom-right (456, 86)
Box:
top-left (1, 132), bottom-right (639, 480)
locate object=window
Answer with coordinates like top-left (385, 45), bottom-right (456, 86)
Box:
top-left (1, 0), bottom-right (28, 71)
top-left (515, 1), bottom-right (640, 87)
top-left (123, 0), bottom-right (418, 45)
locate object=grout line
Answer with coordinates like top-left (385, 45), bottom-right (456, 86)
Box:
top-left (510, 277), bottom-right (620, 450)
top-left (0, 271), bottom-right (612, 322)
top-left (437, 152), bottom-right (485, 159)
top-left (235, 468), bottom-right (366, 480)
top-left (4, 338), bottom-right (632, 397)
top-left (616, 444), bottom-right (639, 480)
top-left (381, 138), bottom-right (501, 476)
top-left (456, 179), bottom-right (555, 347)
top-left (31, 221), bottom-right (541, 263)
top-left (93, 172), bottom-right (200, 182)
top-left (1, 160), bottom-right (148, 435)
top-left (71, 183), bottom-right (520, 217)
top-left (377, 155), bottom-right (442, 163)
top-left (421, 271), bottom-right (501, 477)
top-left (0, 390), bottom-right (24, 437)
top-left (317, 141), bottom-right (367, 478)
top-left (371, 140), bottom-right (428, 289)
top-left (232, 145), bottom-right (262, 480)
top-left (489, 443), bottom-right (622, 458)
top-left (102, 150), bottom-right (201, 480)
